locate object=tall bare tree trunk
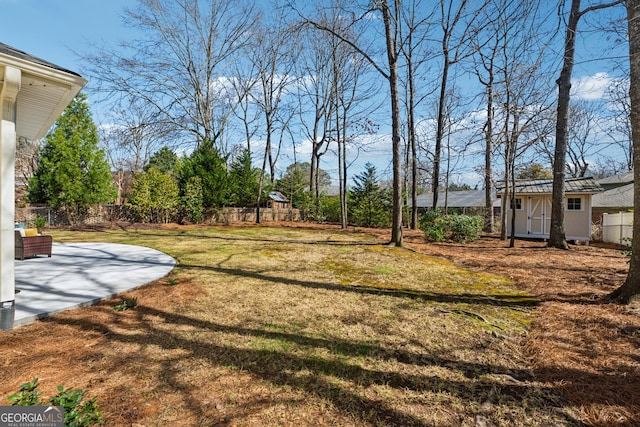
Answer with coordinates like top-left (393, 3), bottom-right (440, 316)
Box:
top-left (406, 44), bottom-right (418, 229)
top-left (382, 1), bottom-right (403, 246)
top-left (610, 0), bottom-right (640, 303)
top-left (433, 57), bottom-right (449, 209)
top-left (298, 0), bottom-right (404, 245)
top-left (483, 79), bottom-right (494, 233)
top-left (549, 0), bottom-right (581, 250)
top-left (549, 0), bottom-right (624, 249)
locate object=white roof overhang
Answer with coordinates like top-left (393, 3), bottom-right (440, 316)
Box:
top-left (0, 52), bottom-right (86, 140)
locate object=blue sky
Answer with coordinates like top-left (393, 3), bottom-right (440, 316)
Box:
top-left (0, 0), bottom-right (130, 76)
top-left (0, 0), bottom-right (631, 186)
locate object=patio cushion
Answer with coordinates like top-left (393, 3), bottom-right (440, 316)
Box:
top-left (24, 228), bottom-right (38, 237)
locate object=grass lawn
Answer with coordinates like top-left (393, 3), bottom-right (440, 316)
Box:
top-left (0, 225), bottom-right (576, 426)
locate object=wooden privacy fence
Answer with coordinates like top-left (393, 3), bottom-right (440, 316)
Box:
top-left (217, 207), bottom-right (300, 223)
top-left (15, 205), bottom-right (301, 226)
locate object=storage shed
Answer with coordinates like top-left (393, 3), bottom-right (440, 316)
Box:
top-left (267, 191), bottom-right (291, 209)
top-left (498, 177), bottom-right (603, 243)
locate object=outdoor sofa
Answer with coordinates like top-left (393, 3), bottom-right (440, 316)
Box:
top-left (14, 228), bottom-right (52, 260)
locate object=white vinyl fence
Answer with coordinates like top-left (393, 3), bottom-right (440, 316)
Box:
top-left (602, 212), bottom-right (633, 246)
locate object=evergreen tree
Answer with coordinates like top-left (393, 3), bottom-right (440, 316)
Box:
top-left (182, 176), bottom-right (204, 223)
top-left (128, 167), bottom-right (179, 223)
top-left (228, 149), bottom-right (262, 207)
top-left (146, 146), bottom-right (181, 177)
top-left (349, 163), bottom-right (392, 227)
top-left (179, 140), bottom-right (230, 208)
top-left (283, 162), bottom-right (332, 188)
top-left (517, 163), bottom-right (553, 180)
top-left (28, 93), bottom-right (115, 222)
top-left (276, 164), bottom-right (310, 209)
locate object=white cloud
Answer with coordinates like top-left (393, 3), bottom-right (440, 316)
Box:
top-left (571, 72), bottom-right (613, 101)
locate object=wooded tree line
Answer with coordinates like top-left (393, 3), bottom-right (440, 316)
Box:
top-left (22, 0), bottom-right (640, 302)
top-left (74, 0), bottom-right (629, 245)
top-left (24, 91), bottom-right (393, 227)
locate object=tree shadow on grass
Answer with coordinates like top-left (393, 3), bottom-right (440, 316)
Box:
top-left (47, 304), bottom-right (575, 426)
top-left (175, 262), bottom-right (540, 308)
top-left (110, 228), bottom-right (383, 247)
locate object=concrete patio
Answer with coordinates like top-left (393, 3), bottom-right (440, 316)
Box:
top-left (10, 242), bottom-right (176, 328)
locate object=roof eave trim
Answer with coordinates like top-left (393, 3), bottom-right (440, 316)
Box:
top-left (0, 52), bottom-right (86, 88)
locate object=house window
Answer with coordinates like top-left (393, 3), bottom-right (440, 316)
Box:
top-left (567, 197), bottom-right (582, 211)
top-left (510, 198), bottom-right (522, 210)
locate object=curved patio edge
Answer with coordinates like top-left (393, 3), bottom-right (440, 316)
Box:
top-left (12, 242), bottom-right (176, 328)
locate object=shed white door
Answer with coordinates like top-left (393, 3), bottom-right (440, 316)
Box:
top-left (528, 197), bottom-right (551, 235)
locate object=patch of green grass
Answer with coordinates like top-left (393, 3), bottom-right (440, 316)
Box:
top-left (372, 266), bottom-right (397, 275)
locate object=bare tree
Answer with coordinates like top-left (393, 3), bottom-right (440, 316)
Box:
top-left (610, 0), bottom-right (640, 303)
top-left (441, 87), bottom-right (471, 213)
top-left (247, 8), bottom-right (298, 223)
top-left (491, 1), bottom-right (556, 244)
top-left (98, 97), bottom-right (176, 205)
top-left (470, 0), bottom-right (518, 233)
top-left (292, 0), bottom-right (405, 246)
top-left (103, 98), bottom-right (175, 173)
top-left (333, 41), bottom-right (374, 229)
top-left (567, 101), bottom-right (602, 177)
top-left (533, 100), bottom-right (607, 178)
top-left (399, 0), bottom-right (435, 229)
top-left (605, 78), bottom-right (633, 171)
top-left (83, 0), bottom-right (257, 151)
top-left (229, 65), bottom-right (260, 154)
top-left (431, 0), bottom-right (486, 210)
top-left (99, 125), bottom-right (130, 206)
top-left (294, 12), bottom-right (338, 200)
top-left (548, 0), bottom-right (624, 249)
top-left (15, 138), bottom-right (40, 204)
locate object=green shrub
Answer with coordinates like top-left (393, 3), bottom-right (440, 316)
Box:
top-left (420, 213), bottom-right (483, 243)
top-left (8, 378), bottom-right (103, 426)
top-left (181, 176), bottom-right (204, 223)
top-left (128, 167), bottom-right (179, 223)
top-left (319, 194), bottom-right (343, 223)
top-left (113, 297), bottom-right (138, 312)
top-left (34, 216), bottom-right (47, 229)
top-left (446, 214), bottom-right (483, 243)
top-left (419, 209), bottom-right (442, 226)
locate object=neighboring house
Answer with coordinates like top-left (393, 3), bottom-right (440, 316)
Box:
top-left (497, 177), bottom-right (603, 243)
top-left (592, 171), bottom-right (634, 245)
top-left (1, 42), bottom-right (86, 327)
top-left (592, 171), bottom-right (634, 220)
top-left (267, 191), bottom-right (291, 209)
top-left (596, 171), bottom-right (633, 191)
top-left (592, 183), bottom-right (633, 218)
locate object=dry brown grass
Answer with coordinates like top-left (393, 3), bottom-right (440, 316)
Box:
top-left (0, 222), bottom-right (636, 426)
top-left (386, 226), bottom-right (640, 427)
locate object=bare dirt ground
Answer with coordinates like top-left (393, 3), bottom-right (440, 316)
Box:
top-left (354, 225), bottom-right (640, 427)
